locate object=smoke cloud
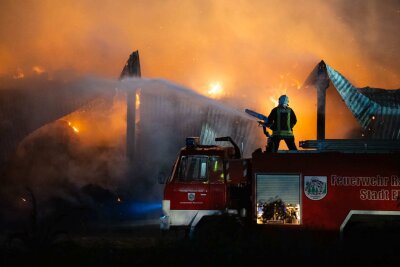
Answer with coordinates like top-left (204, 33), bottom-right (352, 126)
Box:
top-left (1, 0), bottom-right (398, 143)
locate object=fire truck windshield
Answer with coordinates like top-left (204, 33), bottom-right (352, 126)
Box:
top-left (178, 155), bottom-right (208, 182)
top-left (177, 155), bottom-right (224, 182)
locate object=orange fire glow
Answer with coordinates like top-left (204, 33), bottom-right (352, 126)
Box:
top-left (135, 91), bottom-right (140, 110)
top-left (59, 96), bottom-right (126, 149)
top-left (32, 65), bottom-right (45, 75)
top-left (269, 96), bottom-right (278, 107)
top-left (13, 69), bottom-right (24, 79)
top-left (67, 121), bottom-right (80, 133)
top-left (207, 82), bottom-right (224, 99)
top-left (1, 1), bottom-right (397, 145)
top-left (1, 1), bottom-right (397, 91)
top-left (135, 90), bottom-right (141, 124)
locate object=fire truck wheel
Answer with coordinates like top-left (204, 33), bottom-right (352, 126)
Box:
top-left (192, 214), bottom-right (243, 244)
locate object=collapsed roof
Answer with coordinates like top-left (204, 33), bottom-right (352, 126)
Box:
top-left (307, 61), bottom-right (400, 140)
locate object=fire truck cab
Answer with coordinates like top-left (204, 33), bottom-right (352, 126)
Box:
top-left (160, 137), bottom-right (251, 233)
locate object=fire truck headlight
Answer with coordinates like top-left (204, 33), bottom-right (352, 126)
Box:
top-left (162, 200), bottom-right (170, 214)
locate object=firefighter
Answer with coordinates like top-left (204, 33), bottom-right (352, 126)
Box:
top-left (266, 95), bottom-right (297, 152)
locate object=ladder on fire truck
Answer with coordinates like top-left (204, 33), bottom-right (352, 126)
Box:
top-left (299, 139), bottom-right (400, 153)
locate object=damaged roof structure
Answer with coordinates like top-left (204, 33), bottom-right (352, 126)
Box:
top-left (306, 60), bottom-right (400, 140)
top-left (327, 63), bottom-right (400, 140)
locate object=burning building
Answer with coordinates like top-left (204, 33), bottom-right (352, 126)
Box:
top-left (119, 51), bottom-right (263, 170)
top-left (1, 54), bottom-right (399, 176)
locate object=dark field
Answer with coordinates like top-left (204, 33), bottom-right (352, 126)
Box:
top-left (1, 220), bottom-right (399, 267)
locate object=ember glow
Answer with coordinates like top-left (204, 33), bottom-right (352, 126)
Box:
top-left (135, 90), bottom-right (141, 123)
top-left (135, 91), bottom-right (140, 110)
top-left (12, 69), bottom-right (24, 79)
top-left (32, 65), bottom-right (45, 75)
top-left (67, 121), bottom-right (80, 133)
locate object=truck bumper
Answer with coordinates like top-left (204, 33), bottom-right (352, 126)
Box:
top-left (160, 200), bottom-right (171, 230)
top-left (160, 199), bottom-right (226, 231)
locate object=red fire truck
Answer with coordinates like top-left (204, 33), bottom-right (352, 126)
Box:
top-left (160, 136), bottom-right (400, 238)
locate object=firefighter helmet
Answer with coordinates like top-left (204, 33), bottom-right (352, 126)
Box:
top-left (278, 95), bottom-right (289, 107)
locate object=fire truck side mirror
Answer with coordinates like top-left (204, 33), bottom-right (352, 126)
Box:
top-left (158, 172), bottom-right (167, 184)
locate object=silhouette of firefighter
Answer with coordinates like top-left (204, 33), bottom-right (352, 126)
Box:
top-left (265, 95), bottom-right (297, 152)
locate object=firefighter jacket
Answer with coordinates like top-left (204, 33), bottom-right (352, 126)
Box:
top-left (266, 106), bottom-right (297, 137)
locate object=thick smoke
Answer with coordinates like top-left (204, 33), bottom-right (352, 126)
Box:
top-left (0, 75), bottom-right (263, 230)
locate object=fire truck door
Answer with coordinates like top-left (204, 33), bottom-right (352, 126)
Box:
top-left (173, 155), bottom-right (211, 210)
top-left (209, 156), bottom-right (226, 210)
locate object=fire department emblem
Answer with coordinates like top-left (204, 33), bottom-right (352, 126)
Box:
top-left (188, 192), bottom-right (195, 201)
top-left (304, 176), bottom-right (327, 200)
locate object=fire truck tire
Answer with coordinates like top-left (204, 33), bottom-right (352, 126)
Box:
top-left (342, 216), bottom-right (400, 241)
top-left (192, 214), bottom-right (243, 244)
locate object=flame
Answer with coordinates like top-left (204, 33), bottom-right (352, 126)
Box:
top-left (117, 197), bottom-right (121, 202)
top-left (207, 82), bottom-right (224, 99)
top-left (135, 90), bottom-right (141, 123)
top-left (135, 91), bottom-right (140, 110)
top-left (21, 197), bottom-right (27, 202)
top-left (269, 96), bottom-right (278, 106)
top-left (56, 96), bottom-right (126, 149)
top-left (67, 121), bottom-right (80, 133)
top-left (32, 65), bottom-right (45, 74)
top-left (13, 68), bottom-right (24, 79)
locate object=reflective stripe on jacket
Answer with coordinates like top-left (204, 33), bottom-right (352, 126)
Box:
top-left (275, 107), bottom-right (293, 136)
top-left (267, 106), bottom-right (296, 137)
